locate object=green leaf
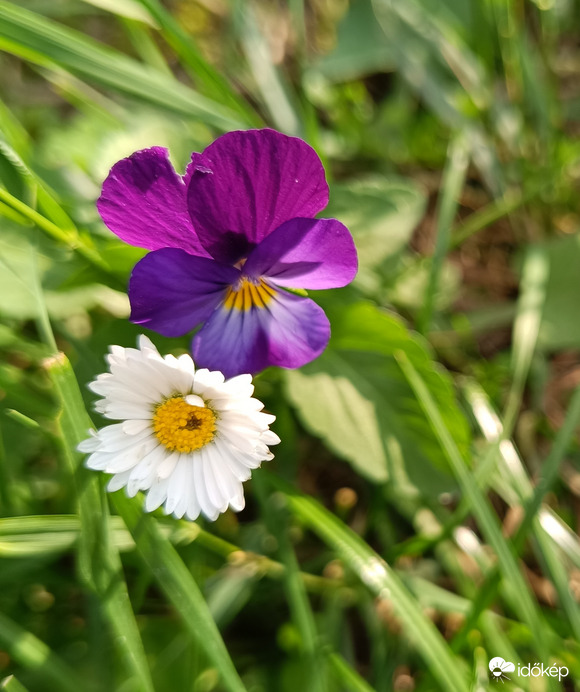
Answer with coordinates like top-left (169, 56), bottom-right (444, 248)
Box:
top-left (46, 352), bottom-right (155, 692)
top-left (1, 676), bottom-right (30, 692)
top-left (325, 176), bottom-right (427, 295)
top-left (285, 302), bottom-right (470, 493)
top-left (0, 223), bottom-right (126, 320)
top-left (265, 475), bottom-right (469, 692)
top-left (0, 514), bottom-right (135, 556)
top-left (0, 1), bottom-right (249, 131)
top-left (0, 611), bottom-right (84, 692)
top-left (77, 0), bottom-right (157, 26)
top-left (536, 233), bottom-right (580, 350)
top-left (396, 351), bottom-right (552, 658)
top-left (312, 0), bottom-right (394, 82)
top-left (112, 493), bottom-right (248, 692)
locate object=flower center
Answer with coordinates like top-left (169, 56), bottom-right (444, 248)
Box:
top-left (152, 397), bottom-right (216, 453)
top-left (223, 277), bottom-right (276, 311)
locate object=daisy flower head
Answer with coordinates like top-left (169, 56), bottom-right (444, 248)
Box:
top-left (78, 336), bottom-right (280, 521)
top-left (98, 128), bottom-right (358, 378)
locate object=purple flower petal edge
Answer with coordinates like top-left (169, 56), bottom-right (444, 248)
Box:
top-left (192, 290), bottom-right (330, 378)
top-left (98, 147), bottom-right (208, 256)
top-left (129, 248), bottom-right (240, 337)
top-left (243, 217), bottom-right (358, 289)
top-left (186, 129), bottom-right (329, 264)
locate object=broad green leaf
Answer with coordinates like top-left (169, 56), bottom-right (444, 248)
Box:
top-left (0, 223), bottom-right (127, 319)
top-left (312, 0), bottom-right (394, 82)
top-left (325, 176), bottom-right (427, 294)
top-left (285, 301), bottom-right (470, 493)
top-left (536, 233), bottom-right (580, 350)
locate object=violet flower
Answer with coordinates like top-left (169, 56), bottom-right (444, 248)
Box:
top-left (98, 129), bottom-right (357, 378)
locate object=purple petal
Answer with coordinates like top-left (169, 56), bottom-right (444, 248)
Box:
top-left (243, 217), bottom-right (358, 289)
top-left (129, 248), bottom-right (240, 337)
top-left (186, 129), bottom-right (329, 264)
top-left (98, 147), bottom-right (208, 256)
top-left (192, 288), bottom-right (330, 378)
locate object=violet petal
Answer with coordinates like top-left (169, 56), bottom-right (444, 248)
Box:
top-left (243, 217), bottom-right (358, 289)
top-left (192, 289), bottom-right (330, 378)
top-left (98, 147), bottom-right (207, 256)
top-left (186, 129), bottom-right (329, 264)
top-left (129, 248), bottom-right (239, 337)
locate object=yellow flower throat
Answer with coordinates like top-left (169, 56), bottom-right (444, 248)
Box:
top-left (223, 277), bottom-right (275, 312)
top-left (153, 397), bottom-right (216, 453)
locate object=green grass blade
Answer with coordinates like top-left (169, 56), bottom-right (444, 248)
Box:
top-left (328, 652), bottom-right (375, 692)
top-left (46, 353), bottom-right (156, 692)
top-left (0, 612), bottom-right (84, 692)
top-left (264, 474), bottom-right (469, 692)
top-left (0, 1), bottom-right (248, 130)
top-left (395, 351), bottom-right (550, 656)
top-left (112, 492), bottom-right (248, 692)
top-left (254, 477), bottom-right (326, 692)
top-left (503, 245), bottom-right (549, 436)
top-left (233, 2), bottom-right (301, 135)
top-left (1, 676), bottom-right (30, 692)
top-left (134, 0), bottom-right (261, 124)
top-left (418, 131), bottom-right (469, 334)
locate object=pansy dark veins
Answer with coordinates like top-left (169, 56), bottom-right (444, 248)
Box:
top-left (98, 128), bottom-right (358, 378)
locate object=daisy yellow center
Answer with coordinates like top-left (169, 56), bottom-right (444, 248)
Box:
top-left (223, 277), bottom-right (275, 311)
top-left (152, 397), bottom-right (216, 453)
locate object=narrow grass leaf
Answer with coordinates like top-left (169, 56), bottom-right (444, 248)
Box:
top-left (265, 474), bottom-right (469, 692)
top-left (0, 1), bottom-right (248, 130)
top-left (77, 0), bottom-right (157, 26)
top-left (328, 652), bottom-right (376, 692)
top-left (254, 476), bottom-right (326, 692)
top-left (396, 351), bottom-right (550, 656)
top-left (134, 0), bottom-right (261, 124)
top-left (112, 492), bottom-right (248, 692)
top-left (503, 245), bottom-right (549, 436)
top-left (233, 1), bottom-right (301, 135)
top-left (0, 612), bottom-right (84, 692)
top-left (418, 131), bottom-right (469, 333)
top-left (1, 676), bottom-right (30, 692)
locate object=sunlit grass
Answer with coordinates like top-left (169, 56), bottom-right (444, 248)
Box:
top-left (1, 1), bottom-right (580, 691)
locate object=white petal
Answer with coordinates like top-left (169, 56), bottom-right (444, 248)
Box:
top-left (122, 419), bottom-right (151, 435)
top-left (138, 334), bottom-right (158, 353)
top-left (84, 335), bottom-right (278, 523)
top-left (165, 457), bottom-right (188, 515)
top-left (193, 453), bottom-right (215, 520)
top-left (107, 469), bottom-right (132, 492)
top-left (145, 477), bottom-right (170, 512)
top-left (184, 394), bottom-right (206, 408)
top-left (260, 430), bottom-right (281, 446)
top-left (157, 451), bottom-right (179, 479)
top-left (202, 449), bottom-right (227, 512)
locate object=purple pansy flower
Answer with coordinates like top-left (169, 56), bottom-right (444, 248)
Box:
top-left (98, 129), bottom-right (357, 378)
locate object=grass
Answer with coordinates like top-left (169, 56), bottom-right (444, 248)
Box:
top-left (1, 1), bottom-right (580, 690)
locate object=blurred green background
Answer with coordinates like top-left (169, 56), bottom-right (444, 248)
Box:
top-left (1, 0), bottom-right (580, 690)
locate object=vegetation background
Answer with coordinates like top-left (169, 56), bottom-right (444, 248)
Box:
top-left (0, 0), bottom-right (579, 690)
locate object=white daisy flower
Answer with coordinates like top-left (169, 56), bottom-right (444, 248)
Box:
top-left (78, 335), bottom-right (280, 521)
